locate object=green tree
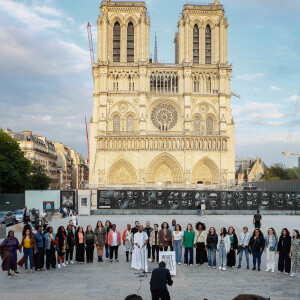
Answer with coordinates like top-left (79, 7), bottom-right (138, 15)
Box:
top-left (286, 167), bottom-right (300, 180)
top-left (28, 159), bottom-right (51, 190)
top-left (262, 164), bottom-right (300, 181)
top-left (0, 129), bottom-right (31, 193)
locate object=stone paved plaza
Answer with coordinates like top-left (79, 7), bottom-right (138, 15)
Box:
top-left (1, 214), bottom-right (300, 300)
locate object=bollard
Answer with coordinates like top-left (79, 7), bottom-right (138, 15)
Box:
top-left (0, 224), bottom-right (6, 239)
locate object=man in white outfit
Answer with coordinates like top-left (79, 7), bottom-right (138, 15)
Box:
top-left (131, 225), bottom-right (148, 272)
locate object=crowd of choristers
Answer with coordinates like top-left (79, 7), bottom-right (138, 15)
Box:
top-left (0, 212), bottom-right (299, 278)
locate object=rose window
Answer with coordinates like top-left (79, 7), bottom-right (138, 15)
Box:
top-left (151, 104), bottom-right (178, 130)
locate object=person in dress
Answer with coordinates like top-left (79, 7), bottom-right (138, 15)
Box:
top-left (194, 222), bottom-right (207, 266)
top-left (85, 225), bottom-right (96, 263)
top-left (108, 224), bottom-right (121, 262)
top-left (183, 223), bottom-right (195, 266)
top-left (277, 228), bottom-right (292, 275)
top-left (122, 224), bottom-right (133, 262)
top-left (0, 230), bottom-right (22, 277)
top-left (95, 221), bottom-right (106, 262)
top-left (289, 229), bottom-right (300, 277)
top-left (249, 228), bottom-right (265, 271)
top-left (105, 220), bottom-right (112, 261)
top-left (75, 226), bottom-right (85, 263)
top-left (56, 226), bottom-right (67, 268)
top-left (158, 222), bottom-right (172, 251)
top-left (227, 226), bottom-right (238, 268)
top-left (150, 224), bottom-right (160, 263)
top-left (264, 227), bottom-right (278, 273)
top-left (172, 224), bottom-right (183, 265)
top-left (131, 225), bottom-right (148, 271)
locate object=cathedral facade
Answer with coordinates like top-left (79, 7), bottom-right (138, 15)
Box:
top-left (89, 0), bottom-right (235, 186)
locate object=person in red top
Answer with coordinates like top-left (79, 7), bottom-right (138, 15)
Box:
top-left (108, 224), bottom-right (121, 262)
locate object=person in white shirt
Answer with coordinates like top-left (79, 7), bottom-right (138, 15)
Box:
top-left (131, 225), bottom-right (148, 271)
top-left (201, 202), bottom-right (206, 216)
top-left (172, 224), bottom-right (183, 264)
top-left (72, 211), bottom-right (79, 227)
top-left (264, 227), bottom-right (278, 272)
top-left (108, 224), bottom-right (121, 262)
top-left (217, 227), bottom-right (230, 270)
top-left (238, 226), bottom-right (250, 269)
top-left (40, 210), bottom-right (46, 226)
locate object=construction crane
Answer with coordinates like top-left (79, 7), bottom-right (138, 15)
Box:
top-left (282, 152), bottom-right (300, 156)
top-left (87, 22), bottom-right (95, 86)
top-left (230, 91), bottom-right (241, 98)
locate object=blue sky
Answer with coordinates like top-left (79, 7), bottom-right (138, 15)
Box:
top-left (0, 0), bottom-right (299, 168)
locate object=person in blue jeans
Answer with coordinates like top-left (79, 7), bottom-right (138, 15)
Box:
top-left (21, 226), bottom-right (36, 274)
top-left (217, 227), bottom-right (230, 270)
top-left (238, 226), bottom-right (250, 269)
top-left (206, 227), bottom-right (218, 268)
top-left (172, 224), bottom-right (183, 264)
top-left (249, 229), bottom-right (265, 271)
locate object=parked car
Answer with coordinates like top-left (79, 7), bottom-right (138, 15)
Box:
top-left (0, 211), bottom-right (17, 226)
top-left (14, 210), bottom-right (24, 223)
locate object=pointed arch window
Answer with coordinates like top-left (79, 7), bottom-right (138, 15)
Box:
top-left (206, 76), bottom-right (211, 93)
top-left (113, 115), bottom-right (120, 132)
top-left (205, 25), bottom-right (211, 64)
top-left (127, 22), bottom-right (134, 62)
top-left (193, 24), bottom-right (199, 63)
top-left (206, 116), bottom-right (213, 134)
top-left (126, 115), bottom-right (134, 132)
top-left (113, 21), bottom-right (121, 62)
top-left (194, 117), bottom-right (200, 133)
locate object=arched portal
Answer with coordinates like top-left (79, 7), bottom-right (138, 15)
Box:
top-left (191, 157), bottom-right (219, 185)
top-left (146, 153), bottom-right (183, 184)
top-left (108, 159), bottom-right (137, 184)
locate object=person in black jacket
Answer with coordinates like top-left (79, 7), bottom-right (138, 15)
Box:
top-left (249, 229), bottom-right (265, 271)
top-left (66, 224), bottom-right (75, 265)
top-left (227, 226), bottom-right (238, 267)
top-left (150, 261), bottom-right (173, 300)
top-left (277, 228), bottom-right (292, 274)
top-left (206, 227), bottom-right (218, 268)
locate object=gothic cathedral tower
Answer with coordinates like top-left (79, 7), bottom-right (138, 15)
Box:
top-left (89, 0), bottom-right (235, 187)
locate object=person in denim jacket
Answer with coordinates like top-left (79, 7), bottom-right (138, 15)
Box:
top-left (264, 228), bottom-right (278, 272)
top-left (44, 226), bottom-right (56, 270)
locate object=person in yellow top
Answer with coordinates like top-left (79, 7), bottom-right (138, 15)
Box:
top-left (21, 225), bottom-right (36, 274)
top-left (194, 222), bottom-right (207, 266)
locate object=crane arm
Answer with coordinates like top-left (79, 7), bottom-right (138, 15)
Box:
top-left (282, 152), bottom-right (300, 156)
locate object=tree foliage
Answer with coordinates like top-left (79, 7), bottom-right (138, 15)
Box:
top-left (262, 164), bottom-right (300, 181)
top-left (0, 130), bottom-right (51, 193)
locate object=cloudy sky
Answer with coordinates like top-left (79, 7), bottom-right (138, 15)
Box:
top-left (0, 0), bottom-right (299, 168)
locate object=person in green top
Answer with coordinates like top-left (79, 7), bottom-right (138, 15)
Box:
top-left (84, 225), bottom-right (96, 263)
top-left (183, 223), bottom-right (195, 266)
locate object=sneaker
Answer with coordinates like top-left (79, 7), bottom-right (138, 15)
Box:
top-left (178, 262), bottom-right (181, 265)
top-left (207, 266), bottom-right (211, 268)
top-left (14, 271), bottom-right (20, 276)
top-left (8, 272), bottom-right (11, 277)
top-left (213, 266), bottom-right (216, 269)
top-left (70, 260), bottom-right (74, 265)
top-left (232, 266), bottom-right (235, 269)
top-left (148, 258), bottom-right (152, 262)
top-left (65, 261), bottom-right (69, 265)
top-left (106, 258), bottom-right (108, 261)
top-left (265, 269), bottom-right (269, 272)
top-left (218, 266), bottom-right (222, 270)
top-left (222, 267), bottom-right (226, 271)
top-left (271, 270), bottom-right (275, 273)
top-left (58, 264), bottom-right (61, 269)
top-left (237, 265), bottom-right (241, 269)
top-left (278, 271), bottom-right (283, 274)
top-left (62, 263), bottom-right (67, 267)
top-left (189, 264), bottom-right (193, 266)
top-left (290, 273), bottom-right (295, 277)
top-left (284, 272), bottom-right (289, 275)
top-left (116, 259), bottom-right (119, 262)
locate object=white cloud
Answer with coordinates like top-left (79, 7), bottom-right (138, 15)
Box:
top-left (236, 73), bottom-right (266, 80)
top-left (270, 85), bottom-right (283, 91)
top-left (284, 94), bottom-right (299, 102)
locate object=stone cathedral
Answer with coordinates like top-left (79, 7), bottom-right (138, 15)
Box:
top-left (89, 0), bottom-right (235, 186)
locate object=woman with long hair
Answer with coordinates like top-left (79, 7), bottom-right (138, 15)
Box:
top-left (75, 226), bottom-right (85, 263)
top-left (217, 227), bottom-right (230, 270)
top-left (158, 222), bottom-right (172, 251)
top-left (227, 226), bottom-right (238, 268)
top-left (55, 226), bottom-right (68, 268)
top-left (277, 228), bottom-right (292, 274)
top-left (20, 225), bottom-right (36, 273)
top-left (249, 228), bottom-right (265, 271)
top-left (66, 224), bottom-right (75, 265)
top-left (105, 220), bottom-right (112, 261)
top-left (183, 223), bottom-right (195, 266)
top-left (194, 222), bottom-right (207, 266)
top-left (0, 230), bottom-right (22, 277)
top-left (44, 226), bottom-right (56, 270)
top-left (264, 227), bottom-right (278, 272)
top-left (172, 224), bottom-right (183, 265)
top-left (290, 229), bottom-right (300, 277)
top-left (206, 227), bottom-right (218, 268)
top-left (95, 221), bottom-right (106, 262)
top-left (85, 225), bottom-right (96, 263)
